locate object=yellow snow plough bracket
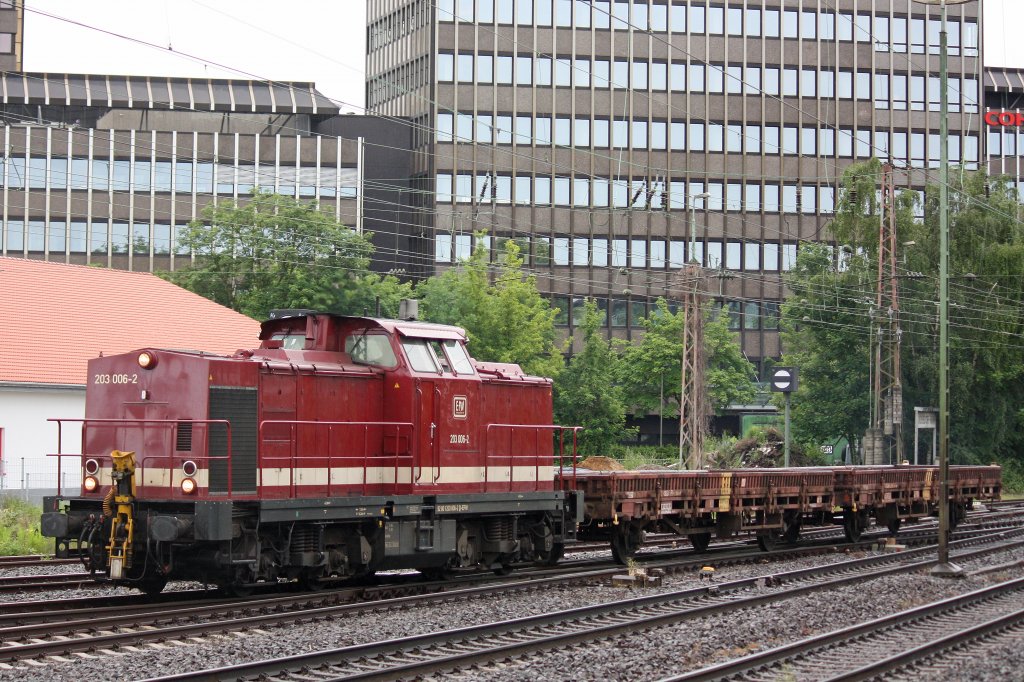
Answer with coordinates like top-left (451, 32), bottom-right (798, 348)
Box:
top-left (105, 450), bottom-right (136, 580)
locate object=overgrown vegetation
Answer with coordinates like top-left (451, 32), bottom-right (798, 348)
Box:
top-left (0, 498), bottom-right (51, 556)
top-left (781, 163), bottom-right (1024, 480)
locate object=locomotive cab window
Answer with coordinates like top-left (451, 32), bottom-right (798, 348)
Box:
top-left (402, 339), bottom-right (440, 373)
top-left (442, 339), bottom-right (475, 375)
top-left (402, 338), bottom-right (474, 375)
top-left (345, 332), bottom-right (398, 368)
top-left (271, 333), bottom-right (307, 349)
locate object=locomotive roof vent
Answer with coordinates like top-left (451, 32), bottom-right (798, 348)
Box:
top-left (398, 299), bottom-right (419, 321)
top-left (267, 308), bottom-right (317, 320)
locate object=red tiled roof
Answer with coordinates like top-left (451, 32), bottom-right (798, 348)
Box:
top-left (0, 257), bottom-right (261, 386)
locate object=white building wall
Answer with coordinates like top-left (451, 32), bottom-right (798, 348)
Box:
top-left (0, 385), bottom-right (84, 491)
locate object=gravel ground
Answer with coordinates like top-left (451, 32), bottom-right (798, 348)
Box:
top-left (1, 542), bottom-right (1021, 682)
top-left (0, 561), bottom-right (86, 578)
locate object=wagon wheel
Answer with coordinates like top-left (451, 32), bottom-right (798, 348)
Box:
top-left (783, 519), bottom-right (802, 546)
top-left (610, 526), bottom-right (644, 565)
top-left (887, 518), bottom-right (902, 536)
top-left (843, 509), bottom-right (867, 543)
top-left (757, 528), bottom-right (782, 552)
top-left (949, 502), bottom-right (966, 529)
top-left (689, 532), bottom-right (712, 553)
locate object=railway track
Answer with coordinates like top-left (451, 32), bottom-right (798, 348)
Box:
top-left (666, 575), bottom-right (1024, 681)
top-left (0, 555), bottom-right (77, 570)
top-left (0, 571), bottom-right (100, 594)
top-left (0, 524), bottom-right (1018, 672)
top-left (138, 529), bottom-right (1024, 682)
top-left (1, 510), bottom-right (1018, 617)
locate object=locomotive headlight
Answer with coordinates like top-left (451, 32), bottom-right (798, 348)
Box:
top-left (138, 351), bottom-right (157, 369)
top-left (83, 476), bottom-right (98, 492)
top-left (84, 458), bottom-right (100, 476)
top-left (182, 460), bottom-right (198, 477)
top-left (180, 477), bottom-right (197, 495)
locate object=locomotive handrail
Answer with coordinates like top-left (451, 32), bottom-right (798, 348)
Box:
top-left (483, 424), bottom-right (581, 492)
top-left (257, 420), bottom-right (415, 497)
top-left (47, 418), bottom-right (233, 496)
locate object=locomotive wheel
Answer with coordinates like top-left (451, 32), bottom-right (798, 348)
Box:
top-left (420, 567), bottom-right (454, 581)
top-left (136, 576), bottom-right (168, 596)
top-left (218, 577), bottom-right (255, 597)
top-left (887, 518), bottom-right (902, 536)
top-left (539, 542), bottom-right (565, 566)
top-left (757, 529), bottom-right (782, 552)
top-left (610, 526), bottom-right (644, 565)
top-left (689, 533), bottom-right (712, 553)
top-left (299, 573), bottom-right (328, 592)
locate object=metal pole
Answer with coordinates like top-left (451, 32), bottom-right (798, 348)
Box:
top-left (784, 392), bottom-right (791, 468)
top-left (678, 318), bottom-right (686, 469)
top-left (659, 374), bottom-right (664, 447)
top-left (931, 0), bottom-right (962, 577)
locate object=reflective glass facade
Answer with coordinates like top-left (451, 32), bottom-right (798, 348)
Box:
top-left (366, 0), bottom-right (984, 367)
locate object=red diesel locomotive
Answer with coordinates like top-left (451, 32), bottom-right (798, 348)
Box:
top-left (40, 310), bottom-right (1003, 594)
top-left (41, 311), bottom-right (582, 593)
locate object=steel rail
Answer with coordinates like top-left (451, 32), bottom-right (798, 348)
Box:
top-left (830, 604), bottom-right (1024, 681)
top-left (138, 531), bottom-right (1024, 682)
top-left (662, 577), bottom-right (1024, 681)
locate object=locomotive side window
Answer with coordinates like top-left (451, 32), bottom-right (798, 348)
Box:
top-left (271, 333), bottom-right (307, 349)
top-left (345, 332), bottom-right (398, 368)
top-left (402, 339), bottom-right (440, 373)
top-left (442, 339), bottom-right (475, 375)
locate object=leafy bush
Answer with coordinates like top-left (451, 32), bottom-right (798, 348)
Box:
top-left (0, 498), bottom-right (52, 556)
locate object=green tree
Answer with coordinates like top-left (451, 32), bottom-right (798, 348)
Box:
top-left (163, 191), bottom-right (377, 320)
top-left (417, 237), bottom-right (564, 378)
top-left (618, 298), bottom-right (758, 420)
top-left (782, 162), bottom-right (1024, 474)
top-left (553, 299), bottom-right (634, 454)
top-left (779, 242), bottom-right (874, 450)
top-left (915, 171), bottom-right (1024, 466)
top-left (337, 273), bottom-right (415, 319)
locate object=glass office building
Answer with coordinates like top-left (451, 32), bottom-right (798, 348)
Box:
top-left (366, 0), bottom-right (983, 373)
top-left (0, 72), bottom-right (421, 274)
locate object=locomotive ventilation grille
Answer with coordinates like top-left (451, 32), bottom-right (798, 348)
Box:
top-left (176, 422), bottom-right (193, 452)
top-left (208, 387), bottom-right (258, 493)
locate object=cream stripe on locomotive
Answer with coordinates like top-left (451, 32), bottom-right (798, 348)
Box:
top-left (84, 465), bottom-right (556, 489)
top-left (257, 465), bottom-right (557, 487)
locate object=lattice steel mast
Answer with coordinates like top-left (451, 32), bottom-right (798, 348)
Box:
top-left (866, 163), bottom-right (904, 465)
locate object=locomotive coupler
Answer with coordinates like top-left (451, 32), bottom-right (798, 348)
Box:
top-left (106, 450), bottom-right (137, 580)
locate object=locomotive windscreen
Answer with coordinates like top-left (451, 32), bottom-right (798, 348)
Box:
top-left (208, 387), bottom-right (258, 493)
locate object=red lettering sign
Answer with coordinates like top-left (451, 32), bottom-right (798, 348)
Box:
top-left (985, 110), bottom-right (1024, 126)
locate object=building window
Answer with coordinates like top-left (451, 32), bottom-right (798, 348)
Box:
top-left (744, 302), bottom-right (760, 330)
top-left (0, 33), bottom-right (12, 54)
top-left (727, 301), bottom-right (742, 330)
